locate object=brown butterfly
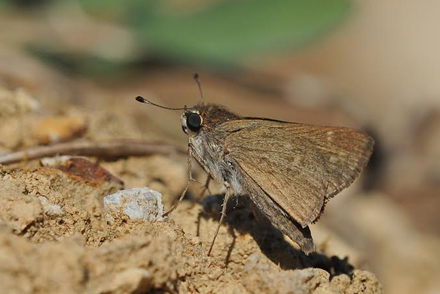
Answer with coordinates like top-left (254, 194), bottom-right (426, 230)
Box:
top-left (136, 75), bottom-right (374, 255)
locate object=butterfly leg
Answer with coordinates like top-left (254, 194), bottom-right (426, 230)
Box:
top-left (164, 147), bottom-right (193, 217)
top-left (207, 183), bottom-right (232, 256)
top-left (194, 175), bottom-right (211, 203)
top-left (200, 175), bottom-right (212, 197)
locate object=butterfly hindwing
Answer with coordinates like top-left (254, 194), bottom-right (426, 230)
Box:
top-left (217, 119), bottom-right (374, 228)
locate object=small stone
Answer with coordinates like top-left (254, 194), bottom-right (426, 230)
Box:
top-left (56, 157), bottom-right (124, 187)
top-left (104, 187), bottom-right (164, 223)
top-left (0, 88), bottom-right (39, 117)
top-left (34, 116), bottom-right (87, 144)
top-left (40, 156), bottom-right (73, 167)
top-left (38, 196), bottom-right (65, 217)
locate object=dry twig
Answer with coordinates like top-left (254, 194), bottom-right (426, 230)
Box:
top-left (0, 140), bottom-right (187, 165)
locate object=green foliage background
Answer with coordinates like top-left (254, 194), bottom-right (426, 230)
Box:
top-left (2, 0), bottom-right (351, 73)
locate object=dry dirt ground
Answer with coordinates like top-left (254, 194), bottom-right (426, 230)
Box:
top-left (0, 86), bottom-right (384, 294)
top-left (0, 158), bottom-right (382, 294)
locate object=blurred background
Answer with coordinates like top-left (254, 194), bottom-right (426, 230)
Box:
top-left (0, 0), bottom-right (439, 293)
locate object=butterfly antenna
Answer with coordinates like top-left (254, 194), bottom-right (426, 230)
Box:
top-left (193, 73), bottom-right (204, 103)
top-left (135, 96), bottom-right (185, 111)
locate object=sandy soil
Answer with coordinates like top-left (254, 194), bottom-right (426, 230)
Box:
top-left (0, 156), bottom-right (382, 294)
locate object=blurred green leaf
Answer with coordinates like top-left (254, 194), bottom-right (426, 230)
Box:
top-left (26, 0), bottom-right (351, 75)
top-left (134, 0), bottom-right (351, 66)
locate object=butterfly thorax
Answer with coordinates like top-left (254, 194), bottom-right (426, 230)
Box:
top-left (181, 103), bottom-right (244, 194)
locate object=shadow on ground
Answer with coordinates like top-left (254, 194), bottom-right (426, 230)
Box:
top-left (198, 194), bottom-right (354, 278)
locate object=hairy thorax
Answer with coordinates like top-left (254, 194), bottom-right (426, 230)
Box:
top-left (189, 131), bottom-right (244, 196)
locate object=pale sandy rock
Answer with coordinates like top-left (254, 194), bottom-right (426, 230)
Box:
top-left (104, 187), bottom-right (164, 222)
top-left (34, 115), bottom-right (87, 144)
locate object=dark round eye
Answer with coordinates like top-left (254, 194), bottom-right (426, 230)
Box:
top-left (186, 112), bottom-right (202, 132)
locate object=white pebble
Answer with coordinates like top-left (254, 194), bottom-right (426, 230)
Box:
top-left (104, 187), bottom-right (164, 222)
top-left (38, 196), bottom-right (65, 216)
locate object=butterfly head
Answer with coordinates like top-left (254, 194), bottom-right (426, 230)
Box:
top-left (180, 103), bottom-right (240, 136)
top-left (135, 96), bottom-right (239, 138)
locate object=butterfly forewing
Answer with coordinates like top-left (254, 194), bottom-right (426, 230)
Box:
top-left (218, 119), bottom-right (374, 228)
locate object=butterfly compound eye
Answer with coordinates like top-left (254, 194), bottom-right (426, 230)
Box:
top-left (187, 112), bottom-right (202, 132)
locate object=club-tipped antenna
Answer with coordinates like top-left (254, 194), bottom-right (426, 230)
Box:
top-left (193, 73), bottom-right (204, 103)
top-left (135, 96), bottom-right (185, 111)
